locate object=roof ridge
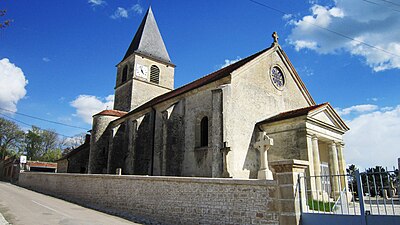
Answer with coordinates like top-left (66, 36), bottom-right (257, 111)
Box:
top-left (118, 46), bottom-right (273, 120)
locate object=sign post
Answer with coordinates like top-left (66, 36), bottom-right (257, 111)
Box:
top-left (20, 155), bottom-right (27, 171)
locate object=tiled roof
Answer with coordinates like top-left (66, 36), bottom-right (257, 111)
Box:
top-left (28, 161), bottom-right (57, 168)
top-left (257, 103), bottom-right (328, 125)
top-left (95, 109), bottom-right (127, 117)
top-left (120, 47), bottom-right (271, 120)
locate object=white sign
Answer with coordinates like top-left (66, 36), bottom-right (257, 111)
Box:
top-left (20, 155), bottom-right (27, 164)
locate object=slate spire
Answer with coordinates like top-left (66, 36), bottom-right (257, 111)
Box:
top-left (122, 7), bottom-right (172, 64)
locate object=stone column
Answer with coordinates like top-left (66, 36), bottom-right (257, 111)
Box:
top-left (306, 134), bottom-right (317, 199)
top-left (311, 136), bottom-right (322, 198)
top-left (329, 142), bottom-right (340, 195)
top-left (253, 132), bottom-right (273, 180)
top-left (337, 143), bottom-right (347, 191)
top-left (271, 160), bottom-right (308, 225)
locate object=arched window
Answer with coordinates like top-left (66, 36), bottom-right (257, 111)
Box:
top-left (200, 116), bottom-right (208, 147)
top-left (122, 65), bottom-right (128, 83)
top-left (150, 65), bottom-right (160, 84)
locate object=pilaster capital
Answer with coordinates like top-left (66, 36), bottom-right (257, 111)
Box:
top-left (336, 142), bottom-right (345, 148)
top-left (311, 135), bottom-right (318, 141)
top-left (328, 140), bottom-right (337, 146)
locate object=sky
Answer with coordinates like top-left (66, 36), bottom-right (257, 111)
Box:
top-left (1, 0), bottom-right (399, 169)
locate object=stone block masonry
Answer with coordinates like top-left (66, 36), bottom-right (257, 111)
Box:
top-left (18, 173), bottom-right (280, 225)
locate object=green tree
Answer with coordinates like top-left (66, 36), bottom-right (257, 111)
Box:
top-left (362, 166), bottom-right (393, 197)
top-left (24, 126), bottom-right (61, 162)
top-left (0, 117), bottom-right (24, 159)
top-left (41, 148), bottom-right (62, 162)
top-left (347, 164), bottom-right (359, 195)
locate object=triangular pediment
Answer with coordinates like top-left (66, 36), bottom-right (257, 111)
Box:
top-left (308, 104), bottom-right (349, 132)
top-left (231, 44), bottom-right (316, 106)
top-left (311, 111), bottom-right (335, 126)
top-left (256, 103), bottom-right (349, 133)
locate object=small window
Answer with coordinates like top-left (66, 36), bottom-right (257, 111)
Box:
top-left (200, 117), bottom-right (208, 147)
top-left (150, 65), bottom-right (160, 84)
top-left (122, 65), bottom-right (128, 83)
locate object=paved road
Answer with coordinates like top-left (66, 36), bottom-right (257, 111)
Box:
top-left (0, 181), bottom-right (141, 225)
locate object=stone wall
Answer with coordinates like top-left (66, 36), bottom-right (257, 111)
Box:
top-left (18, 173), bottom-right (280, 225)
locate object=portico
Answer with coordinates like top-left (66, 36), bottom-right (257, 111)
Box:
top-left (256, 103), bottom-right (349, 199)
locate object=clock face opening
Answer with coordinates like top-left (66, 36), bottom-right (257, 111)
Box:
top-left (135, 64), bottom-right (148, 80)
top-left (270, 66), bottom-right (285, 90)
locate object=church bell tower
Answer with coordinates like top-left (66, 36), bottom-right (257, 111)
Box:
top-left (114, 7), bottom-right (175, 112)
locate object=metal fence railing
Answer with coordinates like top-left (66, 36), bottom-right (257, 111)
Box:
top-left (299, 169), bottom-right (400, 216)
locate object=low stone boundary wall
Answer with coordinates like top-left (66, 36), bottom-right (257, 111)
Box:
top-left (18, 173), bottom-right (279, 224)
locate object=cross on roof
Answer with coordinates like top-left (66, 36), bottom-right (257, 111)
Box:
top-left (272, 32), bottom-right (279, 44)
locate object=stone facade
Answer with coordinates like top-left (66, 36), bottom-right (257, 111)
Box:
top-left (84, 6), bottom-right (349, 202)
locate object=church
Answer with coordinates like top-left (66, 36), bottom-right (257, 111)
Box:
top-left (84, 7), bottom-right (349, 195)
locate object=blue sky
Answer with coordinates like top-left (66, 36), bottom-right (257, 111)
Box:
top-left (1, 0), bottom-right (399, 169)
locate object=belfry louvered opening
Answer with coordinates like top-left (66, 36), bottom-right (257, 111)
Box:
top-left (150, 65), bottom-right (160, 84)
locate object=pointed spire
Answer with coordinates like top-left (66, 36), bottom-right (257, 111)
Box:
top-left (122, 7), bottom-right (171, 64)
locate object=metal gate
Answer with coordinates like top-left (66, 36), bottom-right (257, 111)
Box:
top-left (299, 169), bottom-right (400, 225)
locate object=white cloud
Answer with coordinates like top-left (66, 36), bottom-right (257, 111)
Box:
top-left (287, 1), bottom-right (400, 71)
top-left (131, 4), bottom-right (143, 15)
top-left (88, 0), bottom-right (106, 6)
top-left (70, 94), bottom-right (114, 124)
top-left (220, 57), bottom-right (241, 69)
top-left (293, 40), bottom-right (318, 51)
top-left (42, 57), bottom-right (50, 62)
top-left (344, 105), bottom-right (400, 169)
top-left (0, 58), bottom-right (28, 113)
top-left (336, 104), bottom-right (378, 116)
top-left (111, 3), bottom-right (143, 19)
top-left (111, 7), bottom-right (129, 19)
top-left (282, 14), bottom-right (292, 20)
